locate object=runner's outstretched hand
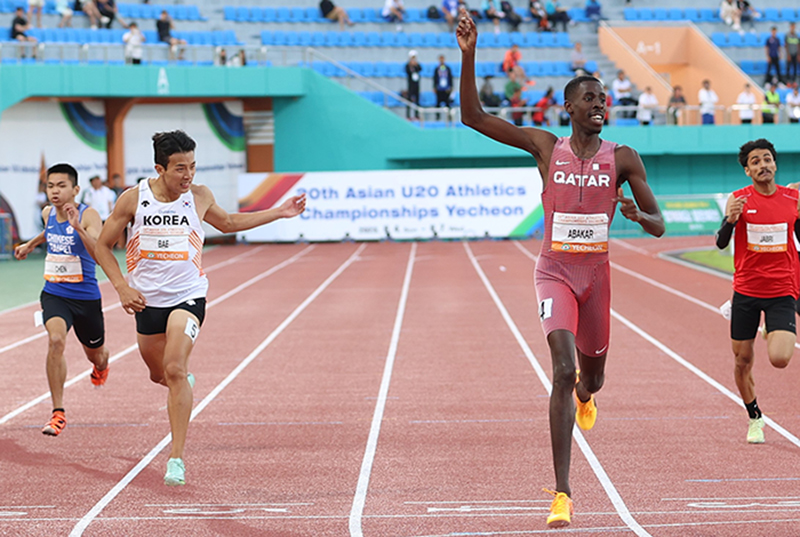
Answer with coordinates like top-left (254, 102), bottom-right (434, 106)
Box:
top-left (456, 7), bottom-right (476, 53)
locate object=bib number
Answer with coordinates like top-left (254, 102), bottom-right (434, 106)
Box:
top-left (140, 226), bottom-right (190, 261)
top-left (551, 212), bottom-right (609, 253)
top-left (746, 222), bottom-right (787, 252)
top-left (44, 253), bottom-right (83, 283)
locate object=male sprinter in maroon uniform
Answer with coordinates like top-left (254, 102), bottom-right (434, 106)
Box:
top-left (716, 139), bottom-right (800, 445)
top-left (457, 9), bottom-right (664, 529)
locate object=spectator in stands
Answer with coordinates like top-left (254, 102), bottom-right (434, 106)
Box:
top-left (123, 21), bottom-right (145, 64)
top-left (441, 0), bottom-right (461, 31)
top-left (762, 82), bottom-right (780, 123)
top-left (502, 44), bottom-right (522, 75)
top-left (786, 86), bottom-right (800, 123)
top-left (637, 86), bottom-right (658, 126)
top-left (382, 0), bottom-right (405, 31)
top-left (157, 10), bottom-right (187, 61)
top-left (737, 0), bottom-right (759, 31)
top-left (736, 83), bottom-right (756, 124)
top-left (500, 1), bottom-right (522, 32)
top-left (73, 0), bottom-right (101, 29)
top-left (405, 50), bottom-right (421, 119)
top-left (532, 87), bottom-right (555, 126)
top-left (698, 79), bottom-right (719, 125)
top-left (480, 75), bottom-right (501, 107)
top-left (570, 41), bottom-right (586, 74)
top-left (529, 1), bottom-right (549, 31)
top-left (611, 70), bottom-right (636, 117)
top-left (765, 26), bottom-right (783, 85)
top-left (434, 54), bottom-right (453, 119)
top-left (55, 0), bottom-right (73, 27)
top-left (504, 67), bottom-right (523, 104)
top-left (10, 7), bottom-right (37, 58)
top-left (28, 0), bottom-right (43, 28)
top-left (98, 0), bottom-right (128, 29)
top-left (545, 0), bottom-right (570, 32)
top-left (667, 85), bottom-right (686, 125)
top-left (80, 175), bottom-right (116, 223)
top-left (217, 48), bottom-right (227, 66)
top-left (786, 22), bottom-right (799, 83)
top-left (320, 0), bottom-right (354, 31)
top-left (720, 0), bottom-right (742, 32)
top-left (481, 0), bottom-right (505, 35)
top-left (585, 0), bottom-right (602, 28)
top-left (229, 49), bottom-right (246, 67)
top-left (509, 87), bottom-right (527, 126)
top-left (603, 84), bottom-right (612, 124)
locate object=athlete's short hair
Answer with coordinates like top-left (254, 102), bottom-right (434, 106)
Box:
top-left (564, 76), bottom-right (602, 104)
top-left (738, 138), bottom-right (777, 168)
top-left (47, 163), bottom-right (79, 186)
top-left (152, 130), bottom-right (196, 170)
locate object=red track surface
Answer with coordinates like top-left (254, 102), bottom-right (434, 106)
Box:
top-left (1, 238), bottom-right (799, 537)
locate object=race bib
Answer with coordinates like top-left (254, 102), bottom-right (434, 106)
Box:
top-left (140, 226), bottom-right (190, 261)
top-left (551, 212), bottom-right (609, 253)
top-left (746, 222), bottom-right (787, 252)
top-left (44, 253), bottom-right (83, 283)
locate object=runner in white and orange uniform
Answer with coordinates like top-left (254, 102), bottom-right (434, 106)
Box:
top-left (715, 138), bottom-right (800, 445)
top-left (95, 130), bottom-right (306, 487)
top-left (457, 9), bottom-right (665, 529)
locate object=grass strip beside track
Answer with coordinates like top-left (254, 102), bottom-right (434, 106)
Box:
top-left (674, 249), bottom-right (733, 275)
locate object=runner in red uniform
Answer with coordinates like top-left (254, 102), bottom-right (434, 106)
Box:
top-left (457, 9), bottom-right (664, 529)
top-left (715, 139), bottom-right (800, 445)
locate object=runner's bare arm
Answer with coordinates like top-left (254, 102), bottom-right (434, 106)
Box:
top-left (65, 204), bottom-right (102, 260)
top-left (457, 7), bottom-right (557, 173)
top-left (13, 207), bottom-right (50, 259)
top-left (95, 188), bottom-right (146, 314)
top-left (195, 184), bottom-right (306, 233)
top-left (614, 145), bottom-right (664, 237)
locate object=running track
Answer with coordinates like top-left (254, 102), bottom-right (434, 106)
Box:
top-left (1, 238), bottom-right (799, 537)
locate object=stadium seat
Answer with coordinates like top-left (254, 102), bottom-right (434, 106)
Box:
top-left (350, 32), bottom-right (365, 47)
top-left (373, 62), bottom-right (389, 77)
top-left (743, 32), bottom-right (760, 47)
top-left (347, 8), bottom-right (364, 23)
top-left (623, 7), bottom-right (637, 20)
top-left (284, 32), bottom-right (299, 46)
top-left (310, 31), bottom-right (326, 47)
top-left (362, 8), bottom-right (379, 22)
top-left (781, 8), bottom-right (797, 22)
top-left (234, 6), bottom-right (249, 22)
top-left (584, 60), bottom-right (597, 73)
top-left (420, 91), bottom-right (436, 107)
top-left (616, 118), bottom-right (640, 127)
top-left (638, 8), bottom-right (653, 21)
top-left (539, 33), bottom-right (557, 48)
top-left (739, 60), bottom-right (755, 74)
top-left (261, 8), bottom-right (275, 22)
top-left (366, 31), bottom-right (381, 47)
top-left (698, 8), bottom-right (717, 22)
top-left (174, 5), bottom-right (188, 20)
top-left (380, 31), bottom-right (397, 47)
top-left (187, 5), bottom-right (204, 21)
top-left (438, 33), bottom-right (456, 48)
top-left (395, 32), bottom-right (409, 47)
top-left (290, 7), bottom-right (307, 22)
top-left (305, 7), bottom-right (323, 22)
top-left (423, 32), bottom-right (438, 47)
top-left (524, 32), bottom-right (541, 47)
top-left (653, 8), bottom-right (667, 21)
top-left (728, 33), bottom-right (744, 47)
top-left (509, 32), bottom-right (524, 46)
top-left (711, 33), bottom-right (728, 47)
top-left (276, 7), bottom-right (290, 22)
top-left (496, 33), bottom-right (511, 48)
top-left (223, 6), bottom-right (235, 21)
top-left (405, 8), bottom-right (422, 23)
top-left (763, 8), bottom-right (779, 22)
top-left (683, 8), bottom-right (699, 22)
top-left (297, 31), bottom-right (312, 46)
top-left (667, 8), bottom-right (683, 21)
top-left (555, 32), bottom-right (571, 47)
top-left (407, 33), bottom-right (424, 47)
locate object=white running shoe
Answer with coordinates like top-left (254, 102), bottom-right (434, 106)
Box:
top-left (747, 417), bottom-right (765, 444)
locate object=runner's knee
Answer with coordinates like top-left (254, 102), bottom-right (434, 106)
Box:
top-left (581, 373), bottom-right (604, 394)
top-left (48, 333), bottom-right (66, 354)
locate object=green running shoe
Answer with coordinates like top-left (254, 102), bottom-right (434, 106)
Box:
top-left (164, 458), bottom-right (186, 486)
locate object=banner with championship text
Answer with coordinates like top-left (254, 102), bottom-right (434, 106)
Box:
top-left (237, 168), bottom-right (545, 242)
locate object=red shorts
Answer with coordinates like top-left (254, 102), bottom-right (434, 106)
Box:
top-left (534, 255), bottom-right (611, 356)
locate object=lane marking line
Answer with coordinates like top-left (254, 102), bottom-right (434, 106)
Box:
top-left (514, 241), bottom-right (800, 447)
top-left (0, 246), bottom-right (315, 427)
top-left (349, 242), bottom-right (417, 537)
top-left (0, 246), bottom-right (268, 357)
top-left (69, 243), bottom-right (364, 536)
top-left (465, 242), bottom-right (651, 537)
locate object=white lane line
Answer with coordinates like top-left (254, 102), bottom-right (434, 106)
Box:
top-left (466, 242), bottom-right (651, 537)
top-left (0, 246), bottom-right (314, 427)
top-left (610, 238), bottom-right (651, 256)
top-left (514, 241), bottom-right (800, 451)
top-left (350, 242), bottom-right (417, 537)
top-left (70, 243), bottom-right (365, 537)
top-left (0, 246), bottom-right (268, 356)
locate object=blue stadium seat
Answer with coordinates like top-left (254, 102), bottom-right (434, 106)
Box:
top-left (395, 32), bottom-right (409, 47)
top-left (234, 6), bottom-right (249, 22)
top-left (781, 8), bottom-right (797, 22)
top-left (174, 5), bottom-right (188, 20)
top-left (539, 32), bottom-right (557, 47)
top-left (638, 8), bottom-right (653, 21)
top-left (380, 31), bottom-right (397, 47)
top-left (667, 8), bottom-right (683, 21)
top-left (310, 31), bottom-right (326, 47)
top-left (405, 8), bottom-right (422, 23)
top-left (373, 62), bottom-right (389, 77)
top-left (347, 8), bottom-right (364, 23)
top-left (366, 31), bottom-right (381, 46)
top-left (698, 8), bottom-right (717, 22)
top-left (290, 7), bottom-right (307, 22)
top-left (360, 62), bottom-right (376, 77)
top-left (683, 8), bottom-right (699, 21)
top-left (524, 32), bottom-right (541, 47)
top-left (261, 7), bottom-right (275, 22)
top-left (271, 30), bottom-right (287, 46)
top-left (420, 91), bottom-right (436, 107)
top-left (305, 6), bottom-right (323, 22)
top-left (349, 31), bottom-right (364, 47)
top-left (249, 7), bottom-right (264, 22)
top-left (728, 32), bottom-right (744, 47)
top-left (653, 8), bottom-right (667, 20)
top-left (387, 62), bottom-right (404, 77)
top-left (223, 6), bottom-right (235, 20)
top-left (555, 61), bottom-right (573, 76)
top-left (322, 31), bottom-right (338, 46)
top-left (496, 33), bottom-right (511, 48)
top-left (616, 118), bottom-right (640, 127)
top-left (509, 32), bottom-right (524, 46)
top-left (423, 32), bottom-right (438, 47)
top-left (555, 32), bottom-right (571, 47)
top-left (743, 32), bottom-right (760, 46)
top-left (540, 62), bottom-right (557, 76)
top-left (363, 8), bottom-right (379, 22)
top-left (187, 5), bottom-right (203, 21)
top-left (711, 33), bottom-right (728, 47)
top-left (763, 8), bottom-right (779, 22)
top-left (584, 60), bottom-right (597, 72)
top-left (297, 31), bottom-right (312, 46)
top-left (438, 33), bottom-right (456, 48)
top-left (276, 7), bottom-right (290, 22)
top-left (284, 32), bottom-right (299, 46)
top-left (623, 7), bottom-right (637, 20)
top-left (407, 32), bottom-right (424, 47)
top-left (420, 62), bottom-right (435, 77)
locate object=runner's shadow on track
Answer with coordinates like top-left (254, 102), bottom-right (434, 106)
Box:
top-left (0, 438), bottom-right (129, 480)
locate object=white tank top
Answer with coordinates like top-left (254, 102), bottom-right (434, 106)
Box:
top-left (126, 178), bottom-right (208, 307)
